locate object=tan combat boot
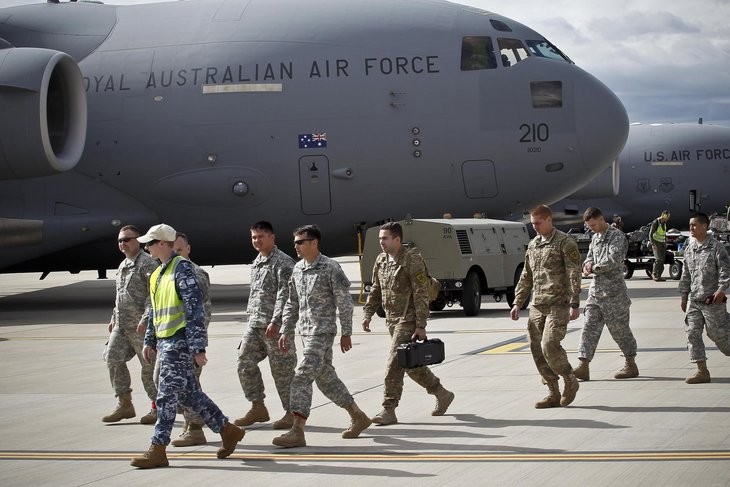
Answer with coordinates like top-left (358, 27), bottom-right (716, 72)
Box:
top-left (686, 360), bottom-right (711, 384)
top-left (573, 358), bottom-right (590, 381)
top-left (130, 444), bottom-right (168, 469)
top-left (614, 356), bottom-right (639, 379)
top-left (272, 414), bottom-right (307, 448)
top-left (234, 400), bottom-right (270, 427)
top-left (171, 422), bottom-right (207, 447)
top-left (272, 411), bottom-right (294, 430)
top-left (431, 385), bottom-right (455, 416)
top-left (342, 403), bottom-right (372, 439)
top-left (371, 408), bottom-right (398, 426)
top-left (560, 373), bottom-right (580, 407)
top-left (216, 422), bottom-right (245, 459)
top-left (535, 379), bottom-right (561, 409)
top-left (101, 392), bottom-right (135, 423)
top-left (139, 402), bottom-right (157, 424)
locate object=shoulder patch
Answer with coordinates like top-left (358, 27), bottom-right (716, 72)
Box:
top-left (415, 271), bottom-right (428, 284)
top-left (567, 247), bottom-right (581, 263)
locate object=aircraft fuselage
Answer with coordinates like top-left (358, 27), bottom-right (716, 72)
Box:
top-left (0, 0), bottom-right (628, 273)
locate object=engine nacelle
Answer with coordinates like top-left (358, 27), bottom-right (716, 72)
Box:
top-left (569, 159), bottom-right (620, 199)
top-left (0, 47), bottom-right (87, 180)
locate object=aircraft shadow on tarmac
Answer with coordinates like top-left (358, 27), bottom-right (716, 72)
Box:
top-left (574, 404), bottom-right (730, 413)
top-left (174, 463), bottom-right (436, 478)
top-left (625, 284), bottom-right (683, 300)
top-left (447, 413), bottom-right (627, 431)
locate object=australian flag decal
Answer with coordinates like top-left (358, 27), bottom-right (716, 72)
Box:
top-left (299, 132), bottom-right (327, 149)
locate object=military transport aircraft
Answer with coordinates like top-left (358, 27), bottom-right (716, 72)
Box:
top-left (552, 122), bottom-right (730, 231)
top-left (0, 0), bottom-right (628, 275)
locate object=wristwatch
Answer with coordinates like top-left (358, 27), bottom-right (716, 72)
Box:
top-left (570, 303), bottom-right (580, 309)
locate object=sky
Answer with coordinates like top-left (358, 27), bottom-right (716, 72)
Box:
top-left (1, 0), bottom-right (729, 126)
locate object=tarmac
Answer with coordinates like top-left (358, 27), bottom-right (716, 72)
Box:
top-left (1, 257), bottom-right (729, 487)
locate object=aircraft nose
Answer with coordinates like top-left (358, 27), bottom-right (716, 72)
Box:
top-left (573, 70), bottom-right (629, 180)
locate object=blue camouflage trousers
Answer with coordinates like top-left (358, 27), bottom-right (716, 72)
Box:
top-left (527, 304), bottom-right (573, 381)
top-left (106, 324), bottom-right (157, 401)
top-left (684, 301), bottom-right (730, 362)
top-left (579, 299), bottom-right (636, 361)
top-left (289, 333), bottom-right (353, 418)
top-left (153, 357), bottom-right (206, 428)
top-left (152, 335), bottom-right (228, 446)
top-left (238, 326), bottom-right (297, 410)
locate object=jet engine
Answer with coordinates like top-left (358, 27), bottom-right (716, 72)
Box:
top-left (568, 159), bottom-right (620, 199)
top-left (0, 46), bottom-right (87, 180)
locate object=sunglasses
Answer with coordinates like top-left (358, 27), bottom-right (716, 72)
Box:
top-left (118, 237), bottom-right (136, 243)
top-left (145, 240), bottom-right (160, 248)
top-left (294, 238), bottom-right (314, 246)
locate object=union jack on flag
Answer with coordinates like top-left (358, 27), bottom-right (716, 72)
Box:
top-left (299, 132), bottom-right (327, 149)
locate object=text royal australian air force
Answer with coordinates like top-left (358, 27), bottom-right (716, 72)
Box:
top-left (83, 56), bottom-right (440, 94)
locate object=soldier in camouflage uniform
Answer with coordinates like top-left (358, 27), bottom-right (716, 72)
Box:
top-left (272, 225), bottom-right (371, 448)
top-left (103, 225), bottom-right (159, 424)
top-left (510, 205), bottom-right (582, 408)
top-left (167, 232), bottom-right (213, 446)
top-left (362, 222), bottom-right (454, 426)
top-left (130, 224), bottom-right (244, 469)
top-left (678, 213), bottom-right (730, 384)
top-left (573, 207), bottom-right (638, 381)
top-left (234, 221), bottom-right (297, 430)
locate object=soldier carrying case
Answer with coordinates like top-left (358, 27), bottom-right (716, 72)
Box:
top-left (396, 338), bottom-right (445, 369)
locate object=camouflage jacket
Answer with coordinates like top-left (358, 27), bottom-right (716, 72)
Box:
top-left (281, 253), bottom-right (353, 336)
top-left (144, 255), bottom-right (207, 353)
top-left (363, 247), bottom-right (429, 327)
top-left (110, 250), bottom-right (157, 329)
top-left (585, 225), bottom-right (630, 303)
top-left (678, 236), bottom-right (730, 301)
top-left (514, 228), bottom-right (582, 307)
top-left (247, 246), bottom-right (295, 328)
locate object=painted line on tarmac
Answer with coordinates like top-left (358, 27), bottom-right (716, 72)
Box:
top-left (1, 450), bottom-right (729, 462)
top-left (478, 342), bottom-right (714, 355)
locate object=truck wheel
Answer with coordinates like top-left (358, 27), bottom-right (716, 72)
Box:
top-left (506, 265), bottom-right (529, 310)
top-left (670, 261), bottom-right (683, 280)
top-left (623, 261), bottom-right (634, 280)
top-left (506, 289), bottom-right (516, 308)
top-left (375, 305), bottom-right (385, 318)
top-left (429, 294), bottom-right (447, 312)
top-left (461, 271), bottom-right (481, 316)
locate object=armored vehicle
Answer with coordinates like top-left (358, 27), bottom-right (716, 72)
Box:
top-left (360, 218), bottom-right (529, 316)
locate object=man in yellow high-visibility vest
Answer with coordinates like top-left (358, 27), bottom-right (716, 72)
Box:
top-left (650, 210), bottom-right (671, 281)
top-left (129, 223), bottom-right (244, 469)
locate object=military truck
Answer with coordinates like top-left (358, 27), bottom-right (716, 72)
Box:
top-left (360, 218), bottom-right (530, 316)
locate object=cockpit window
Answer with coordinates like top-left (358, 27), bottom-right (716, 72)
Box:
top-left (461, 36), bottom-right (497, 71)
top-left (530, 81), bottom-right (563, 108)
top-left (489, 19), bottom-right (512, 32)
top-left (526, 40), bottom-right (573, 64)
top-left (497, 38), bottom-right (529, 67)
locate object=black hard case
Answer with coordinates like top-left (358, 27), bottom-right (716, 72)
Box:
top-left (396, 339), bottom-right (445, 369)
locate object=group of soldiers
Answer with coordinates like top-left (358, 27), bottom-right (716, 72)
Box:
top-left (511, 205), bottom-right (730, 409)
top-left (103, 204), bottom-right (728, 469)
top-left (104, 220), bottom-right (454, 469)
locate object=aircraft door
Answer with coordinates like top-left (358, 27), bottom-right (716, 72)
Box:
top-left (298, 156), bottom-right (331, 215)
top-left (462, 159), bottom-right (498, 198)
